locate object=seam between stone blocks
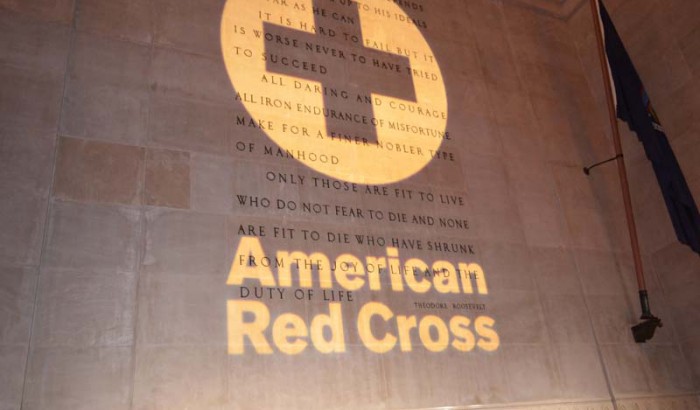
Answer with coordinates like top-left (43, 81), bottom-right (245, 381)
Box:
top-left (126, 3), bottom-right (158, 408)
top-left (18, 0), bottom-right (81, 408)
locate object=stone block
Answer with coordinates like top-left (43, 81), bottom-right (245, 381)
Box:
top-left (451, 113), bottom-right (503, 157)
top-left (448, 68), bottom-right (489, 115)
top-left (667, 288), bottom-right (700, 343)
top-left (498, 121), bottom-right (547, 160)
top-left (0, 265), bottom-right (37, 345)
top-left (142, 208), bottom-right (226, 277)
top-left (0, 64), bottom-right (64, 133)
top-left (462, 152), bottom-right (510, 197)
top-left (476, 41), bottom-right (521, 92)
top-left (574, 250), bottom-right (626, 296)
top-left (542, 124), bottom-right (582, 166)
top-left (147, 95), bottom-right (231, 154)
top-left (489, 290), bottom-right (547, 344)
top-left (530, 93), bottom-right (585, 137)
top-left (680, 339), bottom-right (700, 389)
top-left (145, 148), bottom-right (190, 209)
top-left (152, 0), bottom-right (224, 57)
top-left (506, 157), bottom-right (557, 199)
top-left (132, 345), bottom-right (227, 410)
top-left (43, 201), bottom-right (141, 273)
top-left (0, 345), bottom-right (28, 410)
top-left (225, 158), bottom-right (308, 219)
top-left (531, 246), bottom-right (582, 295)
top-left (554, 343), bottom-right (609, 399)
top-left (652, 242), bottom-right (700, 292)
top-left (60, 33), bottom-right (151, 144)
top-left (639, 47), bottom-right (693, 104)
top-left (32, 270), bottom-right (136, 348)
top-left (150, 47), bottom-right (233, 105)
top-left (643, 344), bottom-right (694, 393)
top-left (488, 89), bottom-right (536, 128)
top-left (0, 11), bottom-right (70, 74)
top-left (480, 241), bottom-right (536, 291)
top-left (266, 348), bottom-right (373, 410)
top-left (676, 136), bottom-right (700, 183)
top-left (0, 189), bottom-right (48, 266)
top-left (635, 198), bottom-right (678, 255)
top-left (564, 206), bottom-right (612, 250)
top-left (1, 127), bottom-right (56, 197)
top-left (680, 25), bottom-right (700, 76)
top-left (53, 137), bottom-right (145, 205)
top-left (542, 294), bottom-right (596, 344)
top-left (77, 0), bottom-right (153, 44)
top-left (189, 153), bottom-right (234, 215)
top-left (224, 353), bottom-right (272, 410)
top-left (0, 0), bottom-right (74, 23)
top-left (467, 349), bottom-right (512, 404)
top-left (553, 165), bottom-right (599, 210)
top-left (471, 191), bottom-right (527, 244)
top-left (263, 346), bottom-right (384, 410)
top-left (136, 271), bottom-right (227, 346)
top-left (601, 344), bottom-right (651, 395)
top-left (517, 193), bottom-right (569, 248)
top-left (410, 151), bottom-right (466, 190)
top-left (381, 348), bottom-right (448, 409)
top-left (22, 346), bottom-right (132, 410)
top-left (586, 294), bottom-right (637, 345)
top-left (501, 344), bottom-right (562, 402)
top-left (655, 81), bottom-right (699, 139)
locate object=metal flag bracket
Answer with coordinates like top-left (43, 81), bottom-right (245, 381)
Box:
top-left (583, 154), bottom-right (624, 175)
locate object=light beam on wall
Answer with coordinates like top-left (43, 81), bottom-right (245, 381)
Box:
top-left (221, 0), bottom-right (449, 184)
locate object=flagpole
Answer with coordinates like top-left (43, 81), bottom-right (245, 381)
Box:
top-left (588, 0), bottom-right (661, 341)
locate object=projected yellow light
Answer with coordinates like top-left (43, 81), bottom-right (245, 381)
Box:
top-left (225, 237), bottom-right (500, 355)
top-left (226, 237), bottom-right (489, 295)
top-left (221, 0), bottom-right (448, 184)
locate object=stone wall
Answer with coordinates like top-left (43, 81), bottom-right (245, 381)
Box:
top-left (0, 0), bottom-right (698, 409)
top-left (568, 0), bottom-right (700, 395)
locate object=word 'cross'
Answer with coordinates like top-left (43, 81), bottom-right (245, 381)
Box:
top-left (264, 0), bottom-right (417, 144)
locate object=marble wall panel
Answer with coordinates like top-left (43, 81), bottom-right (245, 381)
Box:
top-left (0, 188), bottom-right (49, 266)
top-left (43, 201), bottom-right (142, 273)
top-left (151, 0), bottom-right (225, 57)
top-left (502, 344), bottom-right (562, 402)
top-left (554, 343), bottom-right (610, 399)
top-left (147, 96), bottom-right (233, 155)
top-left (0, 344), bottom-right (29, 410)
top-left (1, 0), bottom-right (699, 408)
top-left (22, 346), bottom-right (132, 410)
top-left (0, 0), bottom-right (74, 23)
top-left (132, 345), bottom-right (227, 410)
top-left (76, 0), bottom-right (153, 44)
top-left (0, 265), bottom-right (37, 345)
top-left (31, 269), bottom-right (136, 348)
top-left (142, 208), bottom-right (226, 277)
top-left (530, 246), bottom-right (582, 296)
top-left (144, 148), bottom-right (190, 209)
top-left (53, 137), bottom-right (145, 205)
top-left (60, 33), bottom-right (151, 145)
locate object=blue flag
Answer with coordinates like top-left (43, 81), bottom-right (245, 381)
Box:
top-left (599, 0), bottom-right (700, 254)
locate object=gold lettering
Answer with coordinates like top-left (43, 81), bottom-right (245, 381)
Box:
top-left (227, 300), bottom-right (273, 355)
top-left (357, 302), bottom-right (396, 353)
top-left (273, 313), bottom-right (308, 355)
top-left (227, 237), bottom-right (276, 286)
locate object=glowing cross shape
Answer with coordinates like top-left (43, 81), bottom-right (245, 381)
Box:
top-left (221, 0), bottom-right (448, 184)
top-left (263, 0), bottom-right (417, 144)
